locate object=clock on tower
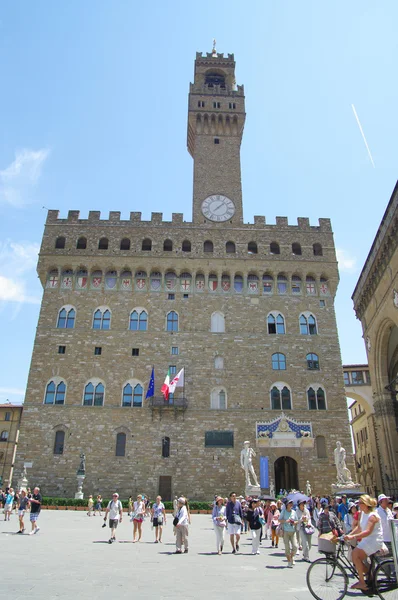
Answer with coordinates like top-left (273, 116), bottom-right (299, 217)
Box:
top-left (187, 49), bottom-right (245, 224)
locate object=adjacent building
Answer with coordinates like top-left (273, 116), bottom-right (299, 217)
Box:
top-left (0, 404), bottom-right (23, 488)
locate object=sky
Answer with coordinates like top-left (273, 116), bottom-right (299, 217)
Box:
top-left (0, 0), bottom-right (397, 405)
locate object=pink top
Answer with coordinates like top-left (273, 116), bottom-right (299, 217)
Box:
top-left (267, 508), bottom-right (280, 527)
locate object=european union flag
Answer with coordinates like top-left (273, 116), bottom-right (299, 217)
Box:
top-left (145, 367), bottom-right (155, 399)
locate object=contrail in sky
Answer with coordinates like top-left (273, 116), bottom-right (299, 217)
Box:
top-left (351, 104), bottom-right (375, 168)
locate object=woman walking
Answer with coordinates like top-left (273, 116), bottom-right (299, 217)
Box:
top-left (132, 494), bottom-right (145, 542)
top-left (174, 497), bottom-right (189, 554)
top-left (343, 502), bottom-right (356, 533)
top-left (279, 499), bottom-right (299, 568)
top-left (17, 490), bottom-right (28, 533)
top-left (3, 488), bottom-right (14, 521)
top-left (151, 495), bottom-right (166, 543)
top-left (94, 494), bottom-right (102, 516)
top-left (212, 496), bottom-right (226, 554)
top-left (268, 501), bottom-right (280, 548)
top-left (250, 499), bottom-right (263, 555)
top-left (296, 499), bottom-right (313, 562)
top-left (226, 492), bottom-right (243, 554)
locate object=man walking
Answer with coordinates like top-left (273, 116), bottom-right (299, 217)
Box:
top-left (29, 487), bottom-right (42, 535)
top-left (377, 493), bottom-right (393, 552)
top-left (104, 493), bottom-right (123, 544)
top-left (226, 492), bottom-right (243, 554)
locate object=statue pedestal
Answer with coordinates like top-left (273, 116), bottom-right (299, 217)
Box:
top-left (17, 474), bottom-right (28, 492)
top-left (75, 474), bottom-right (85, 499)
top-left (245, 484), bottom-right (261, 498)
top-left (331, 483), bottom-right (364, 496)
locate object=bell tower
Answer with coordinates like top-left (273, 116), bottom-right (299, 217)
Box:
top-left (187, 46), bottom-right (246, 224)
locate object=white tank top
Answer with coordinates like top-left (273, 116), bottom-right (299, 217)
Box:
top-left (360, 511), bottom-right (383, 546)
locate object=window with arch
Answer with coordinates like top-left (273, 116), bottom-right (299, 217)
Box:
top-left (272, 353), bottom-right (286, 370)
top-left (308, 386), bottom-right (326, 410)
top-left (300, 313), bottom-right (317, 335)
top-left (44, 380), bottom-right (66, 405)
top-left (268, 313), bottom-right (285, 334)
top-left (167, 311), bottom-right (178, 332)
top-left (277, 274), bottom-right (288, 294)
top-left (54, 430), bottom-right (65, 455)
top-left (211, 312), bottom-right (225, 333)
top-left (57, 307), bottom-right (75, 329)
top-left (215, 356), bottom-right (224, 369)
top-left (226, 241), bottom-right (235, 253)
top-left (98, 238), bottom-right (109, 250)
top-left (55, 236), bottom-right (65, 249)
top-left (129, 310), bottom-right (148, 331)
top-left (211, 388), bottom-right (227, 409)
top-left (162, 436), bottom-right (170, 458)
top-left (270, 241), bottom-right (280, 254)
top-left (270, 385), bottom-right (291, 410)
top-left (263, 274), bottom-right (273, 294)
top-left (248, 241), bottom-right (258, 254)
top-left (0, 431), bottom-right (9, 442)
top-left (313, 243), bottom-right (323, 256)
top-left (306, 275), bottom-right (317, 295)
top-left (292, 242), bottom-right (302, 255)
top-left (142, 238), bottom-right (152, 251)
top-left (307, 353), bottom-right (320, 370)
top-left (122, 384), bottom-right (132, 407)
top-left (83, 382), bottom-right (104, 406)
top-left (116, 432), bottom-right (126, 456)
top-left (292, 275), bottom-right (302, 294)
top-left (93, 308), bottom-right (111, 330)
top-left (76, 237), bottom-right (87, 249)
top-left (182, 240), bottom-right (191, 252)
top-left (163, 239), bottom-right (172, 252)
top-left (204, 240), bottom-right (213, 253)
top-left (120, 238), bottom-right (130, 250)
top-left (316, 435), bottom-right (327, 458)
top-left (133, 384), bottom-right (143, 407)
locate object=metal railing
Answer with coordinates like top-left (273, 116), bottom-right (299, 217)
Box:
top-left (148, 396), bottom-right (188, 410)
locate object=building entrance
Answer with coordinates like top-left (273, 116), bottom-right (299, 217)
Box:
top-left (274, 456), bottom-right (299, 492)
top-left (158, 475), bottom-right (172, 501)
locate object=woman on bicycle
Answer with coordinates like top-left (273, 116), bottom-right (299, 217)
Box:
top-left (344, 495), bottom-right (384, 591)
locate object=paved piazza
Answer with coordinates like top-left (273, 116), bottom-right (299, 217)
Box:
top-left (3, 511), bottom-right (319, 599)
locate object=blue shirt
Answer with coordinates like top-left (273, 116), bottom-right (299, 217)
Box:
top-left (280, 507), bottom-right (297, 532)
top-left (338, 503), bottom-right (348, 519)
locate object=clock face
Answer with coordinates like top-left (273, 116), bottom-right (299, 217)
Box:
top-left (201, 195), bottom-right (235, 222)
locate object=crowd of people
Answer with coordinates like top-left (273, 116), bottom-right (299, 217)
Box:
top-left (0, 486), bottom-right (42, 534)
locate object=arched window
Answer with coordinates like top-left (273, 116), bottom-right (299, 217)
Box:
top-left (270, 385), bottom-right (291, 410)
top-left (215, 356), bottom-right (224, 369)
top-left (267, 313), bottom-right (285, 334)
top-left (122, 384), bottom-right (133, 407)
top-left (120, 238), bottom-right (130, 250)
top-left (316, 435), bottom-right (327, 458)
top-left (226, 241), bottom-right (235, 253)
top-left (313, 243), bottom-right (323, 256)
top-left (211, 312), bottom-right (225, 333)
top-left (162, 436), bottom-right (170, 458)
top-left (142, 238), bottom-right (152, 251)
top-left (116, 432), bottom-right (126, 456)
top-left (306, 275), bottom-right (317, 295)
top-left (93, 308), bottom-right (111, 330)
top-left (57, 307), bottom-right (75, 329)
top-left (204, 240), bottom-right (213, 253)
top-left (308, 387), bottom-right (326, 410)
top-left (163, 239), bottom-right (173, 251)
top-left (54, 431), bottom-right (65, 455)
top-left (129, 310), bottom-right (148, 331)
top-left (263, 274), bottom-right (273, 294)
top-left (292, 242), bottom-right (302, 255)
top-left (307, 353), bottom-right (320, 370)
top-left (44, 381), bottom-right (55, 404)
top-left (83, 382), bottom-right (104, 406)
top-left (300, 313), bottom-right (317, 335)
top-left (270, 241), bottom-right (280, 254)
top-left (292, 275), bottom-right (301, 294)
top-left (55, 236), bottom-right (65, 249)
top-left (98, 238), bottom-right (108, 250)
top-left (182, 240), bottom-right (191, 252)
top-left (248, 241), bottom-right (257, 254)
top-left (211, 388), bottom-right (227, 409)
top-left (277, 274), bottom-right (288, 294)
top-left (44, 380), bottom-right (66, 405)
top-left (133, 384), bottom-right (143, 407)
top-left (167, 311), bottom-right (178, 332)
top-left (272, 353), bottom-right (286, 370)
top-left (76, 237), bottom-right (87, 249)
top-left (0, 430), bottom-right (9, 441)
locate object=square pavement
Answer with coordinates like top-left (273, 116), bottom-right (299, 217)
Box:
top-left (2, 511), bottom-right (321, 599)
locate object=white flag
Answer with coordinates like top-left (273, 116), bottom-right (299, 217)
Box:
top-left (169, 368), bottom-right (184, 394)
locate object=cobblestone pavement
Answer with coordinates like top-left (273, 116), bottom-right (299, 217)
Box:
top-left (2, 511), bottom-right (333, 599)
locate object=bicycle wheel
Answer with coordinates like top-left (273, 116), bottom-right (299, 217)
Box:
top-left (307, 557), bottom-right (348, 600)
top-left (375, 559), bottom-right (398, 599)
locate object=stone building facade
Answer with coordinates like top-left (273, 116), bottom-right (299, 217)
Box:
top-left (0, 404), bottom-right (23, 488)
top-left (15, 50), bottom-right (352, 499)
top-left (352, 183), bottom-right (398, 497)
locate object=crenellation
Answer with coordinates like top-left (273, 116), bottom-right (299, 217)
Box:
top-left (130, 212), bottom-right (142, 223)
top-left (297, 217), bottom-right (310, 229)
top-left (67, 210), bottom-right (80, 222)
top-left (319, 218), bottom-right (332, 232)
top-left (276, 216), bottom-right (288, 228)
top-left (172, 213), bottom-right (184, 224)
top-left (254, 216), bottom-right (266, 226)
top-left (47, 210), bottom-right (60, 223)
top-left (88, 211), bottom-right (100, 222)
top-left (109, 211), bottom-right (121, 222)
top-left (151, 212), bottom-right (163, 224)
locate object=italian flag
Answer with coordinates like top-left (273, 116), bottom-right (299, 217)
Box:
top-left (161, 369), bottom-right (171, 401)
top-left (161, 368), bottom-right (184, 401)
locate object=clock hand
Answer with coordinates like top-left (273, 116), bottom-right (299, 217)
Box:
top-left (212, 202), bottom-right (225, 213)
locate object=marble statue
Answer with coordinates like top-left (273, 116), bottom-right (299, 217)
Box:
top-left (334, 441), bottom-right (353, 484)
top-left (306, 480), bottom-right (312, 496)
top-left (240, 441), bottom-right (259, 488)
top-left (269, 478), bottom-right (275, 498)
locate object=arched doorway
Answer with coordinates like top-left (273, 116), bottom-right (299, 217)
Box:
top-left (274, 456), bottom-right (299, 492)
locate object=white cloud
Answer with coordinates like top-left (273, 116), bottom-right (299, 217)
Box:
top-left (0, 240), bottom-right (41, 305)
top-left (336, 248), bottom-right (357, 272)
top-left (0, 148), bottom-right (50, 207)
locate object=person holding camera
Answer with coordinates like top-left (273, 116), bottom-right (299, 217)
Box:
top-left (103, 493), bottom-right (123, 544)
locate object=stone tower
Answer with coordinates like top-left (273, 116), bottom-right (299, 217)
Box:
top-left (15, 49), bottom-right (353, 499)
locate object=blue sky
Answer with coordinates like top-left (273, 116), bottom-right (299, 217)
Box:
top-left (0, 0), bottom-right (397, 404)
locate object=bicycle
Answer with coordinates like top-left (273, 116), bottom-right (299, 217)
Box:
top-left (306, 537), bottom-right (398, 599)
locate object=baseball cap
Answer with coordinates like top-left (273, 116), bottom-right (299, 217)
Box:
top-left (393, 503), bottom-right (398, 510)
top-left (378, 494), bottom-right (390, 502)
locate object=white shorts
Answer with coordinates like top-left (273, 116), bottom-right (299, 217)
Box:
top-left (357, 539), bottom-right (383, 557)
top-left (227, 523), bottom-right (241, 535)
top-left (4, 503), bottom-right (12, 512)
top-left (18, 510), bottom-right (25, 517)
